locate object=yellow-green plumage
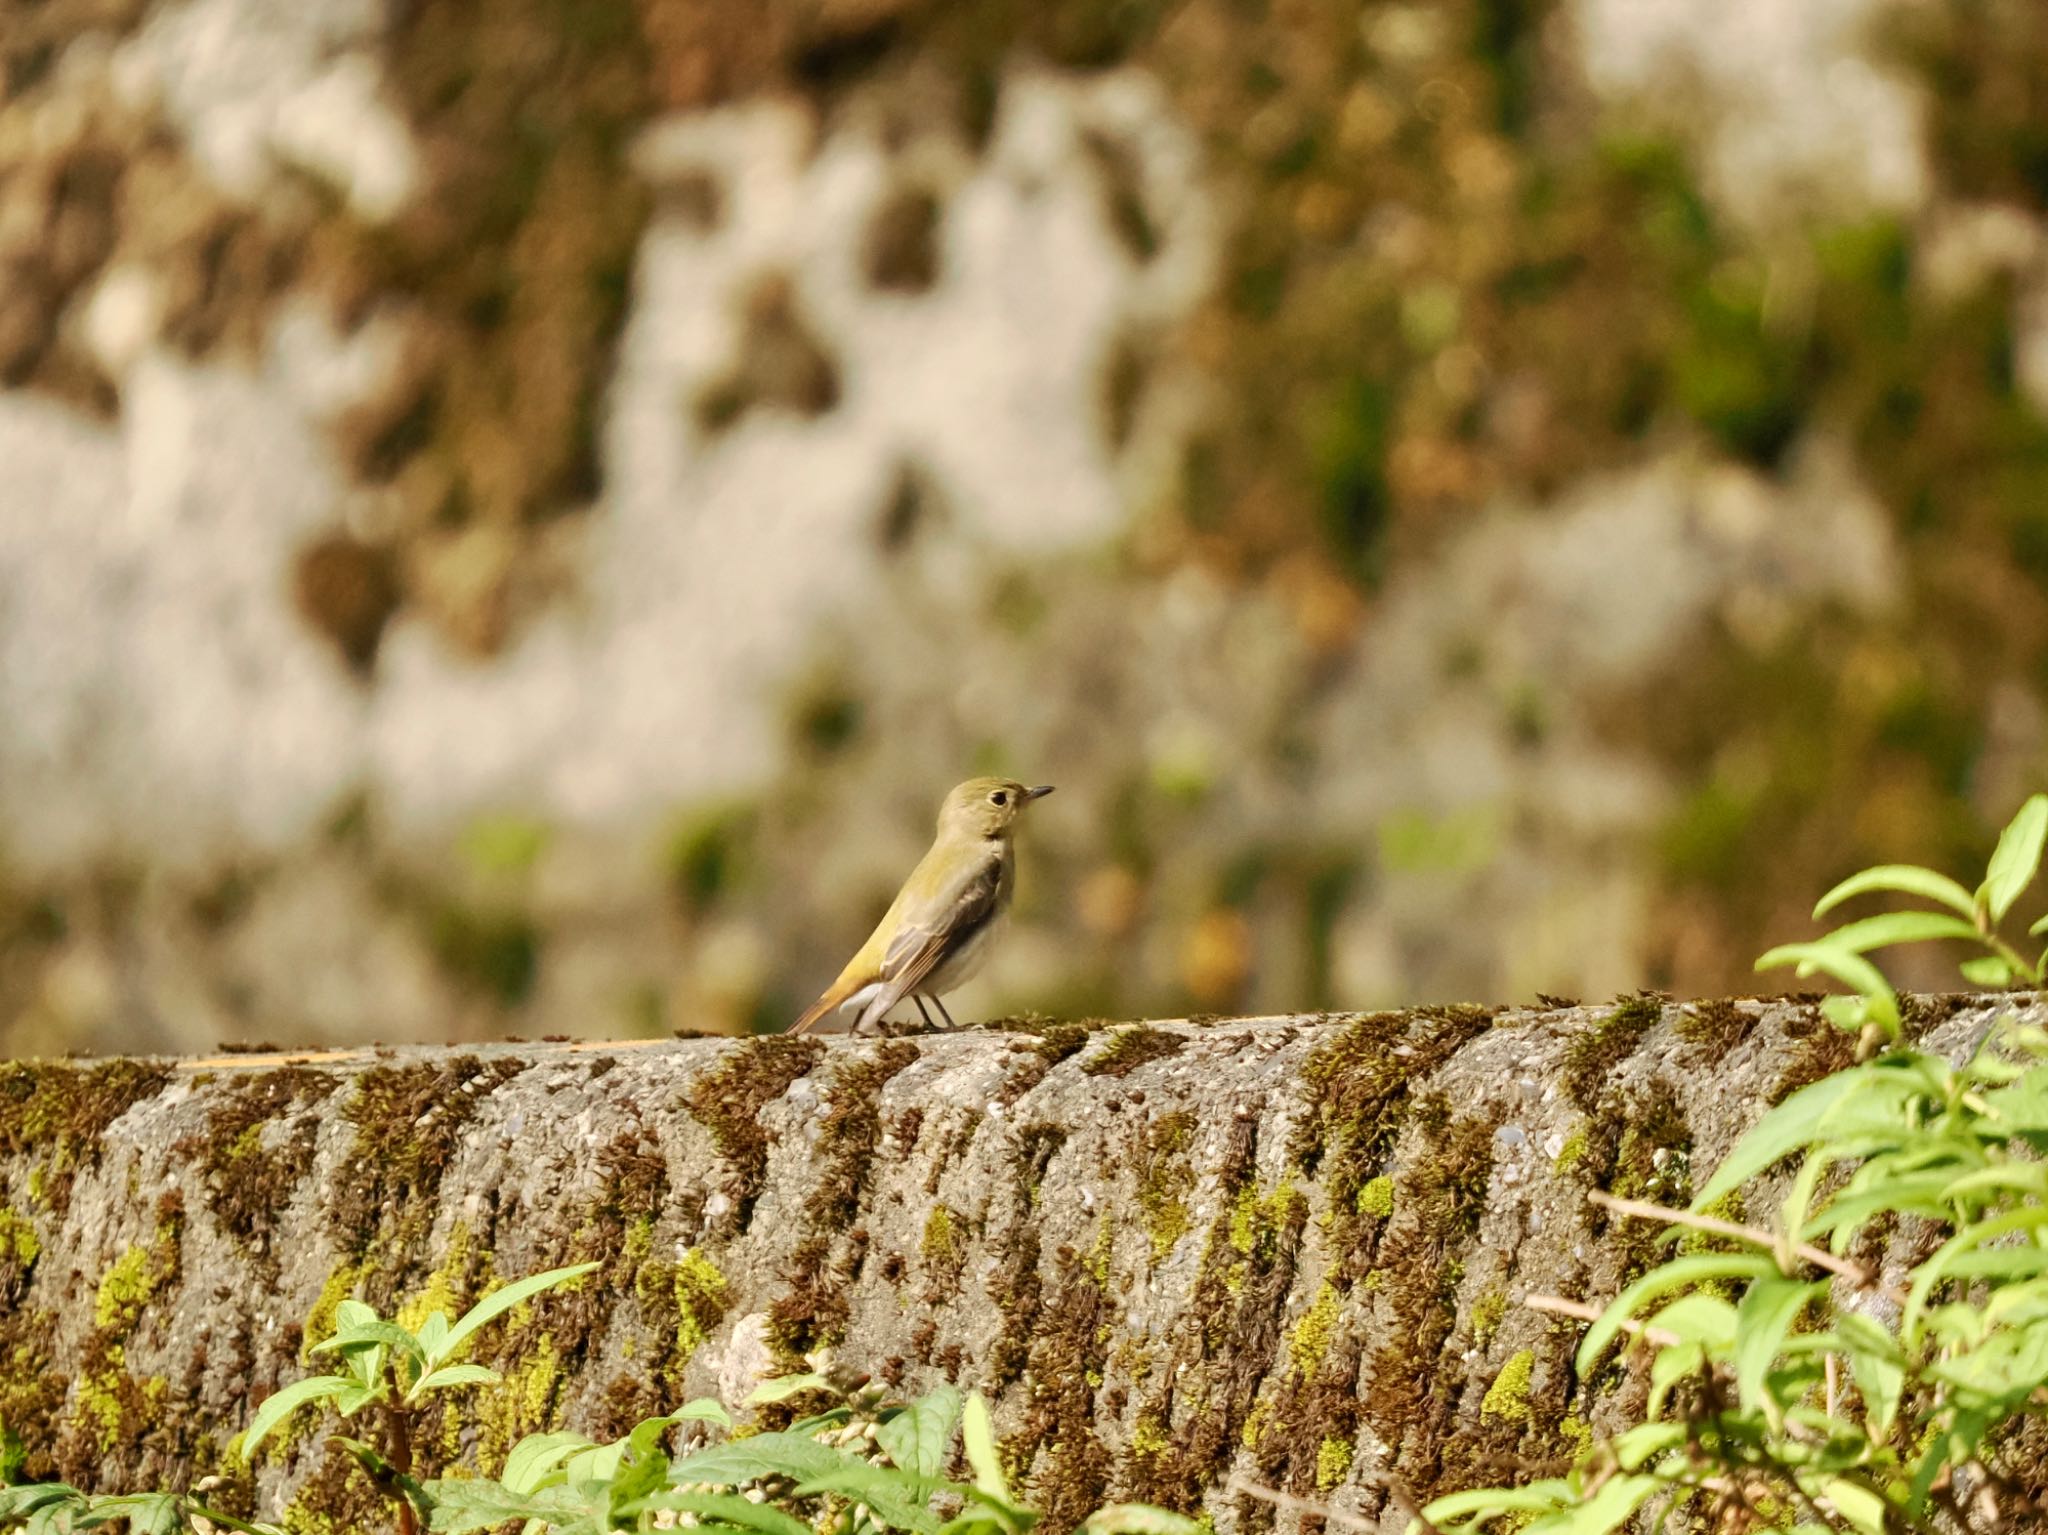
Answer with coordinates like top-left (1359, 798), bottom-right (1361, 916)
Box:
top-left (789, 777), bottom-right (1053, 1034)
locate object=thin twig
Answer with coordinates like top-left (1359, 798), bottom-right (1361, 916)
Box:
top-left (1228, 1473), bottom-right (1445, 1535)
top-left (1523, 1292), bottom-right (1682, 1348)
top-left (1587, 1191), bottom-right (1876, 1288)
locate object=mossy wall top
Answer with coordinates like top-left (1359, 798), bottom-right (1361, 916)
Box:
top-left (0, 996), bottom-right (2017, 1532)
top-left (4, 0), bottom-right (2048, 1063)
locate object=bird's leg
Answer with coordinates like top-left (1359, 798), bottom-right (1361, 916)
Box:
top-left (932, 996), bottom-right (959, 1029)
top-left (913, 995), bottom-right (937, 1028)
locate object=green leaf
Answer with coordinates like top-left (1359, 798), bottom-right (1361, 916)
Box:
top-left (1418, 1481), bottom-right (1574, 1525)
top-left (673, 1398), bottom-right (733, 1428)
top-left (1960, 956), bottom-right (2016, 988)
top-left (501, 1431), bottom-right (595, 1495)
top-left (1814, 865), bottom-right (1976, 920)
top-left (425, 1479), bottom-right (592, 1534)
top-left (1754, 943), bottom-right (1896, 1003)
top-left (1980, 794), bottom-right (2048, 923)
top-left (1082, 1507), bottom-right (1202, 1535)
top-left (961, 1392), bottom-right (1009, 1503)
top-left (667, 1431), bottom-right (851, 1489)
top-left (1576, 1255), bottom-right (1775, 1375)
top-left (1733, 1277), bottom-right (1820, 1417)
top-left (437, 1262), bottom-right (599, 1365)
top-left (788, 1465), bottom-right (946, 1535)
top-left (1607, 1423), bottom-right (1687, 1473)
top-left (242, 1375), bottom-right (353, 1457)
top-left (1694, 1067), bottom-right (1902, 1209)
top-left (1525, 1474), bottom-right (1660, 1535)
top-left (744, 1372), bottom-right (830, 1406)
top-left (414, 1310), bottom-right (450, 1361)
top-left (312, 1320), bottom-right (428, 1367)
top-left (878, 1385), bottom-right (963, 1478)
top-left (409, 1363), bottom-right (500, 1400)
top-left (1818, 911), bottom-right (1986, 953)
top-left (1820, 1478), bottom-right (1889, 1535)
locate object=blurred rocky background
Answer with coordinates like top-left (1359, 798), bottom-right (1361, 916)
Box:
top-left (1, 0), bottom-right (2045, 1055)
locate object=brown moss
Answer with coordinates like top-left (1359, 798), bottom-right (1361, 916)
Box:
top-left (805, 1040), bottom-right (921, 1230)
top-left (1676, 997), bottom-right (1755, 1055)
top-left (330, 1056), bottom-right (524, 1255)
top-left (1767, 1004), bottom-right (1861, 1106)
top-left (1081, 1025), bottom-right (1186, 1078)
top-left (1352, 1109), bottom-right (1500, 1502)
top-left (683, 1034), bottom-right (825, 1234)
top-left (176, 1066), bottom-right (339, 1261)
top-left (1009, 1238), bottom-right (1114, 1531)
top-left (1560, 993), bottom-right (1666, 1112)
top-left (1293, 1008), bottom-right (1491, 1269)
top-left (0, 1060), bottom-right (171, 1216)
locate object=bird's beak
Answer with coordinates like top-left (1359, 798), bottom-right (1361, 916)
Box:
top-left (1023, 785), bottom-right (1055, 802)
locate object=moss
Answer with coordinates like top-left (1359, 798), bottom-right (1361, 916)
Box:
top-left (684, 1035), bottom-right (825, 1232)
top-left (1471, 1287), bottom-right (1508, 1349)
top-left (1552, 1128), bottom-right (1590, 1175)
top-left (1480, 1350), bottom-right (1535, 1423)
top-left (1561, 993), bottom-right (1665, 1112)
top-left (332, 1056), bottom-right (524, 1252)
top-left (177, 1066), bottom-right (338, 1260)
top-left (0, 1205), bottom-right (39, 1284)
top-left (395, 1222), bottom-right (477, 1335)
top-left (94, 1212), bottom-right (181, 1337)
top-left (1768, 1004), bottom-right (1861, 1105)
top-left (0, 1061), bottom-right (171, 1215)
top-left (805, 1041), bottom-right (921, 1231)
top-left (1556, 1414), bottom-right (1593, 1462)
top-left (0, 1307), bottom-right (67, 1480)
top-left (1677, 997), bottom-right (1754, 1054)
top-left (1294, 1008), bottom-right (1491, 1262)
top-left (1081, 1026), bottom-right (1186, 1078)
top-left (920, 1205), bottom-right (966, 1303)
top-left (1287, 1281), bottom-right (1343, 1379)
top-left (1354, 1174), bottom-right (1395, 1218)
top-left (1315, 1434), bottom-right (1354, 1490)
top-left (1136, 1112), bottom-right (1195, 1261)
top-left (1130, 1416), bottom-right (1171, 1457)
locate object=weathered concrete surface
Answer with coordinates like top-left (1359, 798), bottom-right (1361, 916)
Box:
top-left (0, 994), bottom-right (2023, 1532)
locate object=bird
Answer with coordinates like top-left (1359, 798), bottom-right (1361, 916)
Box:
top-left (789, 777), bottom-right (1054, 1035)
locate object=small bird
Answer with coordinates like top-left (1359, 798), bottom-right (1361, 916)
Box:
top-left (789, 777), bottom-right (1054, 1034)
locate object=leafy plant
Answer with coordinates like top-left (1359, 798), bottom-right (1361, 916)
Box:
top-left (1755, 791), bottom-right (2048, 1046)
top-left (241, 1260), bottom-right (599, 1534)
top-left (0, 1485), bottom-right (281, 1535)
top-left (1415, 799), bottom-right (2048, 1534)
top-left (429, 1367), bottom-right (1200, 1535)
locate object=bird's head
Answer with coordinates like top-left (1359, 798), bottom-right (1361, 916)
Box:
top-left (938, 777), bottom-right (1054, 840)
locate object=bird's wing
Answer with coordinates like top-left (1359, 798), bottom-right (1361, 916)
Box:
top-left (877, 848), bottom-right (1007, 999)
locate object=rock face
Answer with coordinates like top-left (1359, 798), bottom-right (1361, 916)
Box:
top-left (0, 994), bottom-right (2019, 1531)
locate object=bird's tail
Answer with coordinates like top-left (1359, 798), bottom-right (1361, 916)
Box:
top-left (789, 973), bottom-right (863, 1035)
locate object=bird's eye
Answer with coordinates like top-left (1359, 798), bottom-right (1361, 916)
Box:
top-left (990, 790), bottom-right (1009, 806)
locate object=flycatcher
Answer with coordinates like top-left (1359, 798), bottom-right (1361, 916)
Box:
top-left (789, 777), bottom-right (1054, 1034)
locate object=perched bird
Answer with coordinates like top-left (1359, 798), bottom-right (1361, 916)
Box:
top-left (789, 777), bottom-right (1054, 1034)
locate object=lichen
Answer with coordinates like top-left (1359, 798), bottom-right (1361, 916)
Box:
top-left (1471, 1286), bottom-right (1508, 1349)
top-left (1315, 1434), bottom-right (1354, 1490)
top-left (1136, 1112), bottom-right (1195, 1261)
top-left (1481, 1349), bottom-right (1535, 1423)
top-left (1287, 1281), bottom-right (1343, 1380)
top-left (1354, 1174), bottom-right (1395, 1218)
top-left (0, 1205), bottom-right (39, 1274)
